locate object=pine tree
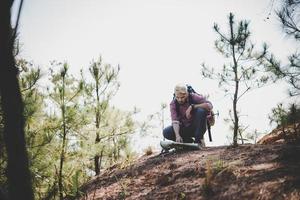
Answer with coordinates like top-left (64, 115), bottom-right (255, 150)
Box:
top-left (85, 56), bottom-right (120, 175)
top-left (201, 13), bottom-right (271, 146)
top-left (263, 0), bottom-right (300, 96)
top-left (47, 62), bottom-right (85, 200)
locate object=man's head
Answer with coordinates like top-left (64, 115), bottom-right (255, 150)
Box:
top-left (174, 83), bottom-right (188, 104)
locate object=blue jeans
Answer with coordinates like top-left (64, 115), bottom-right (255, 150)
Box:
top-left (163, 108), bottom-right (208, 143)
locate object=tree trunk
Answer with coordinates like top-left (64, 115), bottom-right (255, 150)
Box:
top-left (94, 83), bottom-right (101, 175)
top-left (239, 131), bottom-right (244, 144)
top-left (113, 138), bottom-right (117, 162)
top-left (58, 134), bottom-right (66, 200)
top-left (0, 1), bottom-right (34, 199)
top-left (99, 148), bottom-right (104, 174)
top-left (94, 144), bottom-right (104, 175)
top-left (94, 155), bottom-right (100, 175)
top-left (58, 76), bottom-right (66, 200)
top-left (229, 13), bottom-right (239, 147)
top-left (94, 116), bottom-right (101, 175)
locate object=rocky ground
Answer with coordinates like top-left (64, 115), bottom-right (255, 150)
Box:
top-left (75, 142), bottom-right (300, 200)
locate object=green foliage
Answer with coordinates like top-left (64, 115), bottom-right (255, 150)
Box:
top-left (70, 170), bottom-right (81, 197)
top-left (269, 103), bottom-right (288, 128)
top-left (84, 56), bottom-right (123, 175)
top-left (262, 0), bottom-right (300, 96)
top-left (85, 56), bottom-right (120, 103)
top-left (0, 55), bottom-right (137, 199)
top-left (201, 13), bottom-right (271, 146)
top-left (202, 159), bottom-right (213, 196)
top-left (115, 176), bottom-right (130, 200)
top-left (178, 192), bottom-right (186, 200)
top-left (269, 103), bottom-right (300, 128)
top-left (269, 102), bottom-right (300, 144)
top-left (101, 107), bottom-right (136, 167)
top-left (287, 103), bottom-right (300, 124)
top-left (277, 0), bottom-right (300, 41)
top-left (17, 61), bottom-right (58, 199)
top-left (214, 159), bottom-right (226, 174)
top-left (262, 51), bottom-right (300, 97)
top-left (47, 61), bottom-right (90, 199)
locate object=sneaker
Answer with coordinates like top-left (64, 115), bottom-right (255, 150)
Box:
top-left (200, 139), bottom-right (206, 147)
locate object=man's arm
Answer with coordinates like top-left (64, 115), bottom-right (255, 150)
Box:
top-left (191, 93), bottom-right (213, 111)
top-left (170, 101), bottom-right (183, 142)
top-left (172, 121), bottom-right (182, 143)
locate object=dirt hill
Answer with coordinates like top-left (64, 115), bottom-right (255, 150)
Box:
top-left (75, 141), bottom-right (300, 200)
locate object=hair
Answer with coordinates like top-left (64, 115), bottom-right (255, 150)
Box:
top-left (174, 83), bottom-right (187, 95)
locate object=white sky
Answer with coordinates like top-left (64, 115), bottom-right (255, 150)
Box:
top-left (13, 0), bottom-right (299, 150)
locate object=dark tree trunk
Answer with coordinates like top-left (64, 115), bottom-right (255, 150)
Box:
top-left (94, 155), bottom-right (100, 175)
top-left (0, 1), bottom-right (34, 200)
top-left (229, 13), bottom-right (239, 147)
top-left (94, 147), bottom-right (104, 176)
top-left (94, 132), bottom-right (101, 175)
top-left (99, 148), bottom-right (104, 174)
top-left (58, 76), bottom-right (66, 200)
top-left (94, 85), bottom-right (101, 175)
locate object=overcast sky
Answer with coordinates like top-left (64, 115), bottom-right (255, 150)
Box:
top-left (13, 0), bottom-right (299, 149)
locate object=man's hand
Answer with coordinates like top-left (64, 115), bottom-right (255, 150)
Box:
top-left (200, 103), bottom-right (212, 112)
top-left (172, 121), bottom-right (182, 142)
top-left (185, 105), bottom-right (193, 119)
top-left (175, 135), bottom-right (183, 143)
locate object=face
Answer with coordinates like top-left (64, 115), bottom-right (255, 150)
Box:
top-left (175, 92), bottom-right (188, 104)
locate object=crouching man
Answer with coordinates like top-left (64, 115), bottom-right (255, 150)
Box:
top-left (163, 83), bottom-right (213, 148)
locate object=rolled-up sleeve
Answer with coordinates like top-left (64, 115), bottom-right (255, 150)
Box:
top-left (170, 101), bottom-right (178, 121)
top-left (192, 93), bottom-right (213, 110)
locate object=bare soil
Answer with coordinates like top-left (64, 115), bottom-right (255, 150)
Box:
top-left (75, 143), bottom-right (300, 200)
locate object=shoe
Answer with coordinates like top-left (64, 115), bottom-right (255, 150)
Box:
top-left (200, 139), bottom-right (206, 147)
top-left (183, 137), bottom-right (195, 143)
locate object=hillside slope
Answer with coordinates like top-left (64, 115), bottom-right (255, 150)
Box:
top-left (75, 143), bottom-right (300, 200)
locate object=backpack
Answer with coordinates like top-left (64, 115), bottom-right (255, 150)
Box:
top-left (173, 84), bottom-right (215, 141)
